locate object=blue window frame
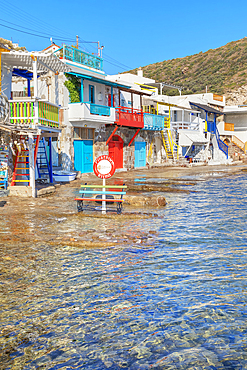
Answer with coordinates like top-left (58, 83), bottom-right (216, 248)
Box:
top-left (89, 85), bottom-right (95, 104)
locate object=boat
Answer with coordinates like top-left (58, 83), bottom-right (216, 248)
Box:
top-left (53, 171), bottom-right (77, 182)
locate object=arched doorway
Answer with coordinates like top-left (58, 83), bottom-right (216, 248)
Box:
top-left (108, 135), bottom-right (123, 169)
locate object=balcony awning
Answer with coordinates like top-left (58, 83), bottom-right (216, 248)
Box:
top-left (68, 72), bottom-right (152, 96)
top-left (1, 51), bottom-right (70, 74)
top-left (178, 130), bottom-right (209, 145)
top-left (68, 72), bottom-right (131, 89)
top-left (190, 102), bottom-right (222, 114)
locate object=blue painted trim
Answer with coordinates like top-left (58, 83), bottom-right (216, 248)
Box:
top-left (27, 79), bottom-right (31, 97)
top-left (111, 86), bottom-right (113, 107)
top-left (89, 85), bottom-right (95, 104)
top-left (64, 62), bottom-right (106, 76)
top-left (67, 71), bottom-right (131, 89)
top-left (80, 78), bottom-right (84, 103)
top-left (49, 137), bottom-right (53, 184)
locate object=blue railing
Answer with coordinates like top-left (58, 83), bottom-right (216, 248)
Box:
top-left (90, 103), bottom-right (110, 116)
top-left (143, 113), bottom-right (164, 130)
top-left (215, 126), bottom-right (228, 159)
top-left (55, 45), bottom-right (103, 71)
top-left (207, 120), bottom-right (228, 158)
top-left (207, 121), bottom-right (216, 133)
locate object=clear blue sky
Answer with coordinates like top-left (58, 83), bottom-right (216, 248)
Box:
top-left (1, 0), bottom-right (247, 75)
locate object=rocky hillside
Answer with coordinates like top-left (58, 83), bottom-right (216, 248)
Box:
top-left (130, 37), bottom-right (247, 103)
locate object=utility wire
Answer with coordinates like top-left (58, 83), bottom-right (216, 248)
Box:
top-left (0, 19), bottom-right (75, 42)
top-left (0, 23), bottom-right (74, 42)
top-left (0, 0), bottom-right (76, 41)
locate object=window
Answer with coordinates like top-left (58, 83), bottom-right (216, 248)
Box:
top-left (89, 85), bottom-right (95, 104)
top-left (74, 128), bottom-right (94, 140)
top-left (174, 111), bottom-right (177, 122)
top-left (88, 128), bottom-right (94, 139)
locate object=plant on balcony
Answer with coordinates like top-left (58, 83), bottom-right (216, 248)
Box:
top-left (64, 73), bottom-right (80, 103)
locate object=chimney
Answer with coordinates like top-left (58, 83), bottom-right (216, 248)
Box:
top-left (137, 67), bottom-right (143, 77)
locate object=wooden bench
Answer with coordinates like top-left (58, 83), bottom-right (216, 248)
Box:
top-left (75, 184), bottom-right (127, 214)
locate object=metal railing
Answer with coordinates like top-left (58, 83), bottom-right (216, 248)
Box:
top-left (55, 45), bottom-right (103, 71)
top-left (215, 126), bottom-right (228, 158)
top-left (90, 103), bottom-right (110, 116)
top-left (171, 121), bottom-right (200, 130)
top-left (115, 106), bottom-right (144, 128)
top-left (143, 113), bottom-right (164, 130)
top-left (9, 100), bottom-right (59, 128)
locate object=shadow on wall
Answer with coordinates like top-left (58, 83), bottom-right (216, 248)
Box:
top-left (61, 153), bottom-right (73, 171)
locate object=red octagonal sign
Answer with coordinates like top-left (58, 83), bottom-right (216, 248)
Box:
top-left (93, 155), bottom-right (115, 179)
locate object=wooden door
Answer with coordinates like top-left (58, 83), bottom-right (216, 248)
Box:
top-left (108, 135), bottom-right (123, 169)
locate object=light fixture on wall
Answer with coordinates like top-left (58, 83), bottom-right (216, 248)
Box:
top-left (98, 92), bottom-right (102, 101)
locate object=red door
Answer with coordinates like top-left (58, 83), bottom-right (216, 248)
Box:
top-left (108, 135), bottom-right (123, 169)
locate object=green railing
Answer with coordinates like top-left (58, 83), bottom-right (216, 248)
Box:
top-left (38, 101), bottom-right (59, 128)
top-left (9, 100), bottom-right (59, 128)
top-left (143, 113), bottom-right (165, 130)
top-left (54, 45), bottom-right (103, 71)
top-left (90, 103), bottom-right (110, 116)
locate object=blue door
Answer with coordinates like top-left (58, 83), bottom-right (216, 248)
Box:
top-left (74, 140), bottom-right (93, 173)
top-left (134, 142), bottom-right (146, 167)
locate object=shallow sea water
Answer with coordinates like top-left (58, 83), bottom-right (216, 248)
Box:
top-left (0, 173), bottom-right (247, 369)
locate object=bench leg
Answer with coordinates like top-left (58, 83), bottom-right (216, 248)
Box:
top-left (117, 201), bottom-right (123, 214)
top-left (77, 200), bottom-right (84, 212)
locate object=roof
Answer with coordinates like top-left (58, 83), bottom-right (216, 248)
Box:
top-left (0, 43), bottom-right (11, 51)
top-left (146, 96), bottom-right (199, 112)
top-left (1, 50), bottom-right (70, 73)
top-left (68, 72), bottom-right (152, 96)
top-left (190, 102), bottom-right (222, 114)
top-left (179, 130), bottom-right (209, 144)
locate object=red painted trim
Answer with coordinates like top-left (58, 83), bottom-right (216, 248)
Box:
top-left (10, 149), bottom-right (20, 186)
top-left (74, 198), bottom-right (124, 202)
top-left (34, 135), bottom-right (40, 165)
top-left (128, 128), bottom-right (140, 147)
top-left (115, 106), bottom-right (144, 128)
top-left (106, 126), bottom-right (118, 145)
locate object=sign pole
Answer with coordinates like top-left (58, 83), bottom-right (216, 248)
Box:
top-left (93, 155), bottom-right (115, 215)
top-left (102, 178), bottom-right (106, 215)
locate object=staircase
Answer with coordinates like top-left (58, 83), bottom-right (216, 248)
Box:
top-left (11, 136), bottom-right (30, 186)
top-left (11, 135), bottom-right (40, 187)
top-left (36, 137), bottom-right (52, 182)
top-left (231, 135), bottom-right (247, 154)
top-left (215, 127), bottom-right (228, 159)
top-left (161, 117), bottom-right (179, 161)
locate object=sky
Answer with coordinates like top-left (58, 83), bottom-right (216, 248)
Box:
top-left (1, 0), bottom-right (247, 75)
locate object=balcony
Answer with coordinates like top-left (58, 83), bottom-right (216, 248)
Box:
top-left (68, 102), bottom-right (115, 124)
top-left (143, 113), bottom-right (165, 130)
top-left (171, 121), bottom-right (200, 130)
top-left (55, 45), bottom-right (103, 71)
top-left (9, 100), bottom-right (60, 129)
top-left (115, 107), bottom-right (144, 128)
top-left (224, 122), bottom-right (234, 131)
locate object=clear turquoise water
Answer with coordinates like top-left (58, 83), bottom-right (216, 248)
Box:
top-left (0, 173), bottom-right (247, 369)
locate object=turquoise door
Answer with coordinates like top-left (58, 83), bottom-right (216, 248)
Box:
top-left (74, 140), bottom-right (93, 173)
top-left (134, 142), bottom-right (146, 167)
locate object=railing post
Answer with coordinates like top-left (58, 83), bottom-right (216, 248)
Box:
top-left (49, 136), bottom-right (53, 183)
top-left (32, 55), bottom-right (39, 129)
top-left (28, 133), bottom-right (36, 197)
top-left (81, 78), bottom-right (84, 103)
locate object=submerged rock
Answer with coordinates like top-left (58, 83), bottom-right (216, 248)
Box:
top-left (125, 195), bottom-right (166, 207)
